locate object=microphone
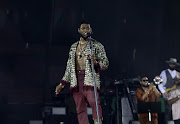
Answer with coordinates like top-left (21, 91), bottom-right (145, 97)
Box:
top-left (84, 32), bottom-right (93, 37)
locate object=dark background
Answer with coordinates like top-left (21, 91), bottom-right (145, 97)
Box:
top-left (0, 0), bottom-right (180, 123)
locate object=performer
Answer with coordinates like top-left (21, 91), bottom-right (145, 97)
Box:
top-left (55, 21), bottom-right (109, 124)
top-left (136, 77), bottom-right (161, 124)
top-left (158, 58), bottom-right (180, 122)
top-left (158, 58), bottom-right (180, 97)
top-left (167, 81), bottom-right (180, 124)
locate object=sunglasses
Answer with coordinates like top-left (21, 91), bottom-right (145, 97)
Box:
top-left (169, 63), bottom-right (176, 65)
top-left (142, 80), bottom-right (148, 82)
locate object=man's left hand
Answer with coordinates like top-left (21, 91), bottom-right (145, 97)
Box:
top-left (88, 55), bottom-right (98, 66)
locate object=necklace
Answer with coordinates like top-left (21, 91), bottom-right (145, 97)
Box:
top-left (78, 41), bottom-right (88, 59)
top-left (79, 41), bottom-right (88, 45)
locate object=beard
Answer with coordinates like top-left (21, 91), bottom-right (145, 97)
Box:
top-left (141, 84), bottom-right (149, 87)
top-left (80, 34), bottom-right (89, 40)
top-left (169, 67), bottom-right (176, 70)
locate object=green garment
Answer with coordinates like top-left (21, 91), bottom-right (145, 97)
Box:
top-left (157, 96), bottom-right (165, 112)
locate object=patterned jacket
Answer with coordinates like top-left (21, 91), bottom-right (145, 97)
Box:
top-left (60, 39), bottom-right (109, 90)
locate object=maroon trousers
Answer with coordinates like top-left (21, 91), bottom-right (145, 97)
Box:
top-left (72, 70), bottom-right (102, 124)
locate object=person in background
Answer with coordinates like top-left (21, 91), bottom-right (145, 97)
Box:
top-left (158, 58), bottom-right (180, 98)
top-left (158, 58), bottom-right (180, 122)
top-left (136, 76), bottom-right (161, 124)
top-left (167, 78), bottom-right (180, 124)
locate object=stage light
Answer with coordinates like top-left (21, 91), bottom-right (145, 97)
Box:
top-left (52, 107), bottom-right (66, 115)
top-left (29, 120), bottom-right (43, 124)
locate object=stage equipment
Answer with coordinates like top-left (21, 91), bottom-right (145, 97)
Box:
top-left (114, 77), bottom-right (140, 124)
top-left (88, 36), bottom-right (100, 124)
top-left (137, 102), bottom-right (161, 124)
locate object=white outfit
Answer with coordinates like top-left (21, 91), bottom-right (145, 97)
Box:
top-left (167, 89), bottom-right (180, 120)
top-left (158, 69), bottom-right (179, 94)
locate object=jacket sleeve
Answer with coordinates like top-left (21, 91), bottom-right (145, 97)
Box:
top-left (95, 42), bottom-right (109, 71)
top-left (158, 70), bottom-right (166, 94)
top-left (60, 48), bottom-right (72, 85)
top-left (158, 84), bottom-right (166, 94)
top-left (136, 88), bottom-right (144, 102)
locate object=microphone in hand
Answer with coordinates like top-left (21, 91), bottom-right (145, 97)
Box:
top-left (84, 32), bottom-right (93, 37)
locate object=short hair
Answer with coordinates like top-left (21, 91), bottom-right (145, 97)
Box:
top-left (140, 76), bottom-right (148, 81)
top-left (79, 20), bottom-right (90, 27)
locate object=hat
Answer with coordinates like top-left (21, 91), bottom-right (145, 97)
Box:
top-left (166, 58), bottom-right (180, 66)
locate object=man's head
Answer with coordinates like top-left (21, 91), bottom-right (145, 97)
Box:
top-left (140, 77), bottom-right (149, 87)
top-left (169, 63), bottom-right (176, 70)
top-left (78, 21), bottom-right (92, 40)
top-left (166, 58), bottom-right (180, 70)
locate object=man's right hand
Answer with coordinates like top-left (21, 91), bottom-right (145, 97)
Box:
top-left (55, 83), bottom-right (64, 95)
top-left (148, 83), bottom-right (155, 90)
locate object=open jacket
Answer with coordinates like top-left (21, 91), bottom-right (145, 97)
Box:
top-left (60, 39), bottom-right (109, 90)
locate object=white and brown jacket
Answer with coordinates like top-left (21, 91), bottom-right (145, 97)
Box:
top-left (60, 39), bottom-right (109, 91)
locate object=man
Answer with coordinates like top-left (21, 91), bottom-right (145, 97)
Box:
top-left (55, 21), bottom-right (109, 124)
top-left (158, 58), bottom-right (180, 121)
top-left (167, 81), bottom-right (180, 124)
top-left (136, 77), bottom-right (161, 124)
top-left (158, 58), bottom-right (180, 96)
